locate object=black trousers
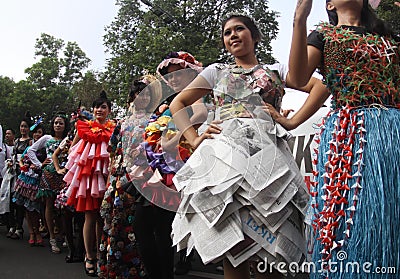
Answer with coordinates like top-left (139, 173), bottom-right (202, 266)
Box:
top-left (7, 194), bottom-right (25, 230)
top-left (134, 204), bottom-right (175, 279)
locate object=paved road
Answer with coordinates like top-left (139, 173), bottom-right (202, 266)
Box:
top-left (0, 224), bottom-right (309, 279)
top-left (0, 224), bottom-right (223, 279)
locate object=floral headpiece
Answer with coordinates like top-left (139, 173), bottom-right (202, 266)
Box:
top-left (71, 107), bottom-right (93, 121)
top-left (139, 76), bottom-right (151, 85)
top-left (156, 51), bottom-right (203, 84)
top-left (30, 117), bottom-right (43, 131)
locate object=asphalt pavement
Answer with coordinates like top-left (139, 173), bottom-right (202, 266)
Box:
top-left (0, 223), bottom-right (309, 279)
top-left (0, 224), bottom-right (223, 279)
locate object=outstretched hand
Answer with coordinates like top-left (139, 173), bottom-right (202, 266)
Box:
top-left (395, 2), bottom-right (400, 7)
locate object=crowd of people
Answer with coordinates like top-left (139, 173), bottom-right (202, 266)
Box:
top-left (0, 1), bottom-right (399, 279)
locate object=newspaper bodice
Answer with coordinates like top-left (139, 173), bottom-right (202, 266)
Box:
top-left (317, 23), bottom-right (400, 109)
top-left (212, 64), bottom-right (285, 121)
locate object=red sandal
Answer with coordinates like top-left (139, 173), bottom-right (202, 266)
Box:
top-left (28, 233), bottom-right (35, 246)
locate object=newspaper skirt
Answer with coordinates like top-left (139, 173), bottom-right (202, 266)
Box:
top-left (171, 117), bottom-right (309, 270)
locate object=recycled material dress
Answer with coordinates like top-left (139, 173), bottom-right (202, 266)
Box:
top-left (13, 145), bottom-right (46, 212)
top-left (98, 107), bottom-right (148, 279)
top-left (127, 99), bottom-right (193, 211)
top-left (64, 119), bottom-right (115, 212)
top-left (31, 136), bottom-right (65, 198)
top-left (171, 63), bottom-right (310, 270)
top-left (307, 23), bottom-right (400, 278)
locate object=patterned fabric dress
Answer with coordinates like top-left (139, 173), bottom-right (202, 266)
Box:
top-left (37, 138), bottom-right (65, 198)
top-left (308, 23), bottom-right (400, 279)
top-left (13, 146), bottom-right (46, 212)
top-left (12, 138), bottom-right (31, 177)
top-left (171, 63), bottom-right (309, 271)
top-left (64, 120), bottom-right (115, 212)
top-left (54, 137), bottom-right (74, 210)
top-left (98, 108), bottom-right (148, 279)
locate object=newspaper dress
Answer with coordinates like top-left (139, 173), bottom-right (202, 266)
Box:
top-left (171, 63), bottom-right (309, 269)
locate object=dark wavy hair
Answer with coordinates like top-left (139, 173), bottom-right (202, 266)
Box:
top-left (92, 90), bottom-right (112, 109)
top-left (32, 123), bottom-right (45, 135)
top-left (221, 14), bottom-right (262, 52)
top-left (50, 113), bottom-right (70, 138)
top-left (326, 0), bottom-right (396, 38)
top-left (128, 80), bottom-right (147, 104)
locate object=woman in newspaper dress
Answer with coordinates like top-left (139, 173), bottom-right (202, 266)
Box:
top-left (283, 0), bottom-right (400, 278)
top-left (98, 75), bottom-right (161, 279)
top-left (169, 14), bottom-right (314, 278)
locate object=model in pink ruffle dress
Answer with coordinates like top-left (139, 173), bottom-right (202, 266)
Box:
top-left (64, 119), bottom-right (115, 212)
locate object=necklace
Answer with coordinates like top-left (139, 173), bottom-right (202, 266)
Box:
top-left (230, 64), bottom-right (261, 75)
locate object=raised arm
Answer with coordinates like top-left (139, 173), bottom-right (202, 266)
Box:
top-left (286, 0), bottom-right (321, 88)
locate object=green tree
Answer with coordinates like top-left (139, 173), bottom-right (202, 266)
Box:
top-left (21, 33), bottom-right (92, 124)
top-left (61, 41), bottom-right (92, 88)
top-left (103, 0), bottom-right (279, 100)
top-left (0, 76), bottom-right (17, 131)
top-left (1, 35), bottom-right (93, 132)
top-left (0, 79), bottom-right (42, 133)
top-left (375, 0), bottom-right (400, 34)
top-left (25, 33), bottom-right (91, 89)
top-left (72, 71), bottom-right (105, 110)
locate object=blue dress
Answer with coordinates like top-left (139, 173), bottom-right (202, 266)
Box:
top-left (308, 23), bottom-right (400, 279)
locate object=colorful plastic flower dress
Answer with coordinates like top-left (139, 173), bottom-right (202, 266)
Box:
top-left (98, 109), bottom-right (147, 279)
top-left (308, 23), bottom-right (400, 278)
top-left (127, 103), bottom-right (193, 211)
